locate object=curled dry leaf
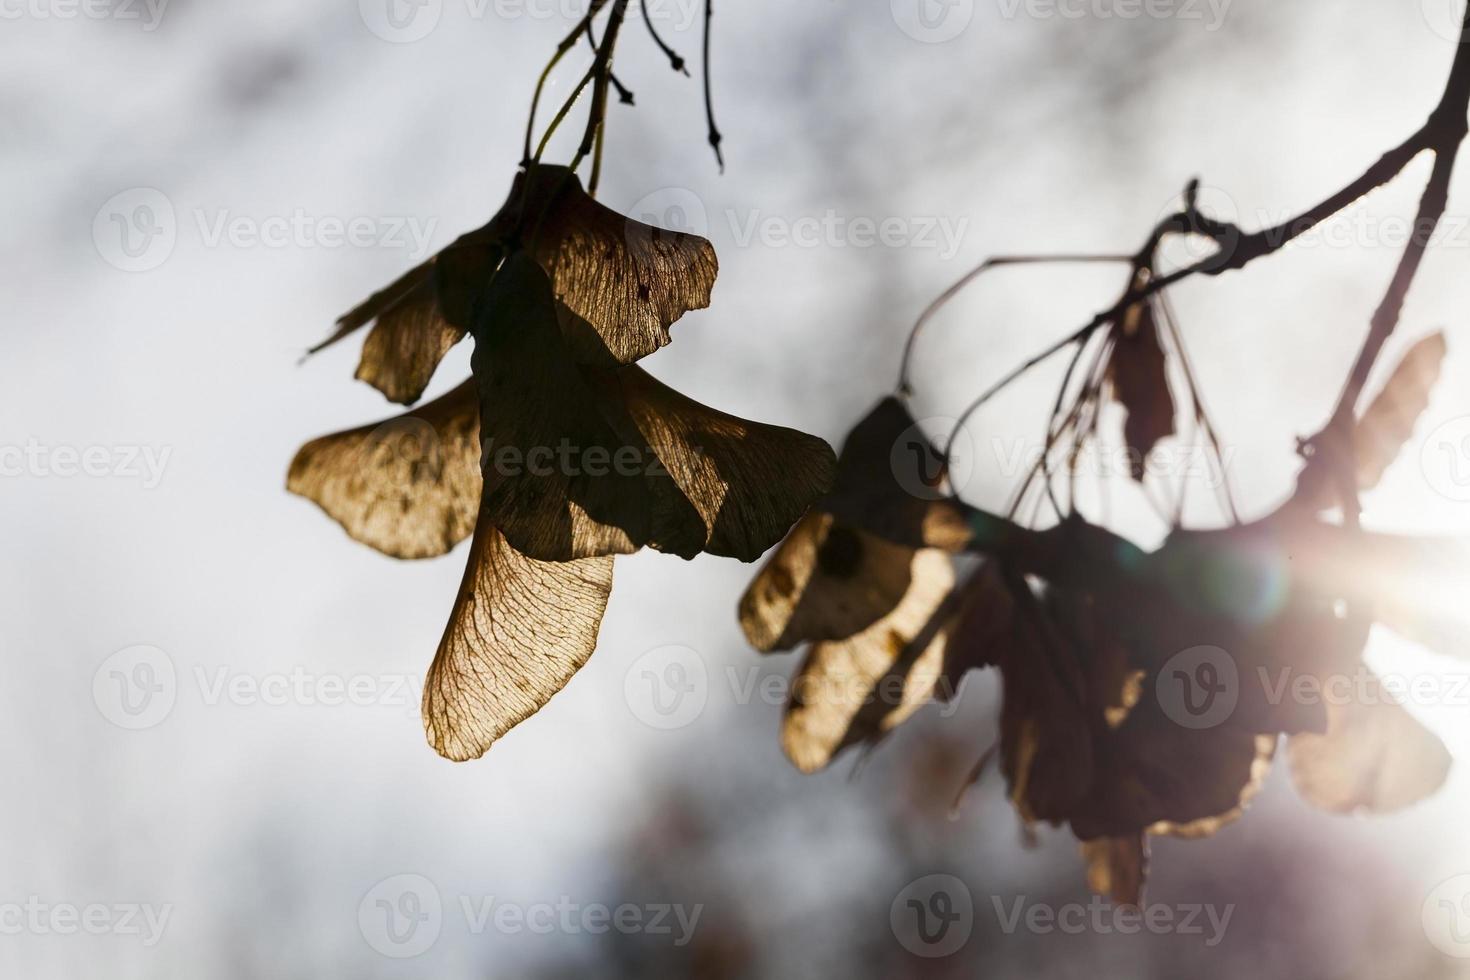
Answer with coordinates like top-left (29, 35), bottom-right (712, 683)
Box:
top-left (1355, 331), bottom-right (1446, 491)
top-left (779, 548), bottom-right (955, 773)
top-left (821, 396), bottom-right (972, 553)
top-left (423, 505), bottom-right (614, 762)
top-left (286, 381), bottom-right (480, 559)
top-left (474, 255), bottom-right (835, 562)
top-left (1287, 670), bottom-right (1451, 814)
top-left (307, 240), bottom-right (493, 406)
top-left (1070, 701), bottom-right (1274, 840)
top-left (307, 162), bottom-right (717, 404)
top-left (1106, 296), bottom-right (1175, 481)
top-left (510, 165), bottom-right (720, 366)
top-left (738, 513), bottom-right (918, 652)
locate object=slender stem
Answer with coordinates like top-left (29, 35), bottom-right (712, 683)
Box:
top-left (577, 0), bottom-right (631, 160)
top-left (896, 254), bottom-right (1132, 396)
top-left (941, 322), bottom-right (1096, 463)
top-left (640, 0), bottom-right (689, 75)
top-left (533, 65), bottom-right (597, 163)
top-left (523, 0), bottom-right (609, 162)
top-left (702, 0), bottom-right (723, 170)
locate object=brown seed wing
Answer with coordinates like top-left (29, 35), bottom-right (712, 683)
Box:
top-left (310, 258), bottom-right (468, 406)
top-left (512, 165), bottom-right (718, 365)
top-left (738, 514), bottom-right (918, 652)
top-left (823, 396), bottom-right (971, 552)
top-left (473, 254), bottom-right (686, 560)
top-left (1288, 670), bottom-right (1451, 813)
top-left (286, 380), bottom-right (480, 559)
top-left (779, 548), bottom-right (955, 773)
top-left (422, 512), bottom-right (613, 762)
top-left (609, 366), bottom-right (836, 562)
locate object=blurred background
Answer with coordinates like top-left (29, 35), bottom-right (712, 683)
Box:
top-left (7, 0), bottom-right (1470, 975)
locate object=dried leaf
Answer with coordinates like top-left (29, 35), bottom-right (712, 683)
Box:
top-left (1356, 332), bottom-right (1446, 490)
top-left (287, 381), bottom-right (480, 559)
top-left (779, 549), bottom-right (955, 772)
top-left (937, 563), bottom-right (1016, 699)
top-left (1081, 834), bottom-right (1148, 908)
top-left (507, 164), bottom-right (718, 366)
top-left (994, 588), bottom-right (1097, 824)
top-left (1069, 698), bottom-right (1273, 840)
top-left (821, 397), bottom-right (972, 553)
top-left (609, 366), bottom-right (836, 561)
top-left (1149, 736), bottom-right (1275, 839)
top-left (1288, 670), bottom-right (1451, 813)
top-left (475, 255), bottom-right (832, 562)
top-left (738, 513), bottom-right (919, 652)
top-left (309, 252), bottom-right (480, 407)
top-left (1107, 299), bottom-right (1174, 480)
top-left (422, 509), bottom-right (614, 761)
